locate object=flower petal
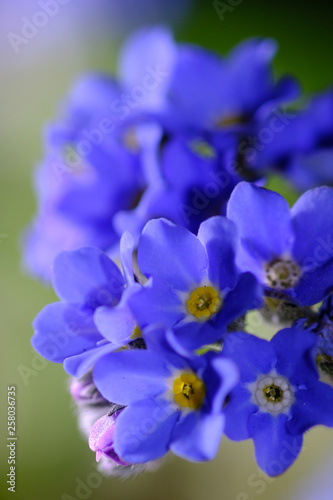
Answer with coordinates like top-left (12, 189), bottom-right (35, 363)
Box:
top-left (292, 187), bottom-right (333, 267)
top-left (52, 247), bottom-right (125, 307)
top-left (94, 285), bottom-right (140, 344)
top-left (197, 216), bottom-right (238, 290)
top-left (137, 218), bottom-right (208, 291)
top-left (114, 399), bottom-right (179, 463)
top-left (32, 303), bottom-right (102, 363)
top-left (217, 272), bottom-right (263, 329)
top-left (128, 277), bottom-right (184, 328)
top-left (227, 182), bottom-right (294, 263)
top-left (222, 332), bottom-right (275, 383)
top-left (271, 328), bottom-right (318, 387)
top-left (288, 382), bottom-right (333, 435)
top-left (93, 350), bottom-right (171, 405)
top-left (224, 386), bottom-right (258, 441)
top-left (64, 343), bottom-right (120, 378)
top-left (249, 412), bottom-right (303, 476)
top-left (171, 412), bottom-right (225, 461)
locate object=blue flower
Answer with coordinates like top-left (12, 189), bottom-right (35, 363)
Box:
top-left (227, 182), bottom-right (333, 305)
top-left (24, 27), bottom-right (177, 281)
top-left (24, 30), bottom-right (300, 282)
top-left (31, 233), bottom-right (141, 377)
top-left (92, 325), bottom-right (239, 463)
top-left (165, 38), bottom-right (299, 132)
top-left (222, 328), bottom-right (333, 476)
top-left (128, 217), bottom-right (263, 351)
top-left (294, 295), bottom-right (333, 377)
top-left (245, 89), bottom-right (333, 191)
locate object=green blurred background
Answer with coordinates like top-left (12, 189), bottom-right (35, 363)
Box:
top-left (1, 1), bottom-right (333, 499)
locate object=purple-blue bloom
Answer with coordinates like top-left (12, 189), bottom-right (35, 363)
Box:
top-left (227, 182), bottom-right (333, 306)
top-left (245, 89), bottom-right (333, 191)
top-left (24, 26), bottom-right (177, 281)
top-left (93, 325), bottom-right (239, 463)
top-left (222, 328), bottom-right (333, 476)
top-left (128, 217), bottom-right (263, 351)
top-left (24, 29), bottom-right (300, 282)
top-left (31, 233), bottom-right (141, 377)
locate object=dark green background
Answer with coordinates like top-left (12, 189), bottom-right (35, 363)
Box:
top-left (1, 1), bottom-right (332, 499)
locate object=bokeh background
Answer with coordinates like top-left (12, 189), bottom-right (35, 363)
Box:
top-left (1, 1), bottom-right (333, 499)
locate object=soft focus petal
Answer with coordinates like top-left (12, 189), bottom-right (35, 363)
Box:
top-left (64, 343), bottom-right (120, 378)
top-left (216, 272), bottom-right (263, 329)
top-left (94, 285), bottom-right (140, 343)
top-left (292, 187), bottom-right (333, 268)
top-left (137, 218), bottom-right (208, 291)
top-left (288, 383), bottom-right (333, 435)
top-left (32, 303), bottom-right (102, 363)
top-left (249, 412), bottom-right (303, 476)
top-left (223, 332), bottom-right (275, 383)
top-left (224, 386), bottom-right (258, 440)
top-left (52, 247), bottom-right (125, 307)
top-left (114, 399), bottom-right (179, 463)
top-left (171, 412), bottom-right (225, 461)
top-left (227, 182), bottom-right (294, 263)
top-left (197, 216), bottom-right (238, 290)
top-left (93, 351), bottom-right (171, 405)
top-left (271, 328), bottom-right (318, 387)
top-left (128, 277), bottom-right (184, 328)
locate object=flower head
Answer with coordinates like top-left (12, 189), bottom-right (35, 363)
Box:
top-left (222, 328), bottom-right (333, 476)
top-left (227, 182), bottom-right (333, 306)
top-left (93, 325), bottom-right (239, 463)
top-left (128, 217), bottom-right (263, 351)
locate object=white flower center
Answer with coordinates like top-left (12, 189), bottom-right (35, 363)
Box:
top-left (248, 372), bottom-right (295, 415)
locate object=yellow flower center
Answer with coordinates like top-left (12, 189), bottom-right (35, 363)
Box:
top-left (130, 326), bottom-right (142, 340)
top-left (215, 114), bottom-right (246, 128)
top-left (189, 139), bottom-right (216, 159)
top-left (263, 384), bottom-right (284, 403)
top-left (173, 373), bottom-right (205, 410)
top-left (186, 286), bottom-right (222, 321)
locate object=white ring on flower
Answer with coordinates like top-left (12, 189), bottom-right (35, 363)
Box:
top-left (248, 370), bottom-right (295, 415)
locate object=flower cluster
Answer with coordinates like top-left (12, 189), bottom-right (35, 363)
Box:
top-left (30, 28), bottom-right (333, 478)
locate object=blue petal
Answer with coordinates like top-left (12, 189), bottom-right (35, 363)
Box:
top-left (171, 412), bottom-right (225, 461)
top-left (137, 218), bottom-right (208, 291)
top-left (224, 38), bottom-right (279, 114)
top-left (173, 321), bottom-right (225, 352)
top-left (66, 73), bottom-right (122, 120)
top-left (142, 325), bottom-right (190, 370)
top-left (52, 247), bottom-right (125, 307)
top-left (249, 412), bottom-right (303, 476)
top-left (288, 382), bottom-right (333, 435)
top-left (292, 187), bottom-right (333, 268)
top-left (287, 150), bottom-right (333, 192)
top-left (32, 303), bottom-right (102, 363)
top-left (120, 232), bottom-right (136, 285)
top-left (222, 332), bottom-right (275, 383)
top-left (166, 45), bottom-right (226, 127)
top-left (271, 328), bottom-right (318, 387)
top-left (224, 386), bottom-right (258, 440)
top-left (197, 216), bottom-right (238, 290)
top-left (118, 26), bottom-right (176, 109)
top-left (217, 272), bottom-right (263, 329)
top-left (293, 258), bottom-right (333, 305)
top-left (227, 182), bottom-right (294, 264)
top-left (93, 350), bottom-right (171, 405)
top-left (203, 356), bottom-right (239, 414)
top-left (114, 399), bottom-right (179, 463)
top-left (128, 277), bottom-right (184, 328)
top-left (94, 284), bottom-right (140, 343)
top-left (64, 343), bottom-right (120, 378)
